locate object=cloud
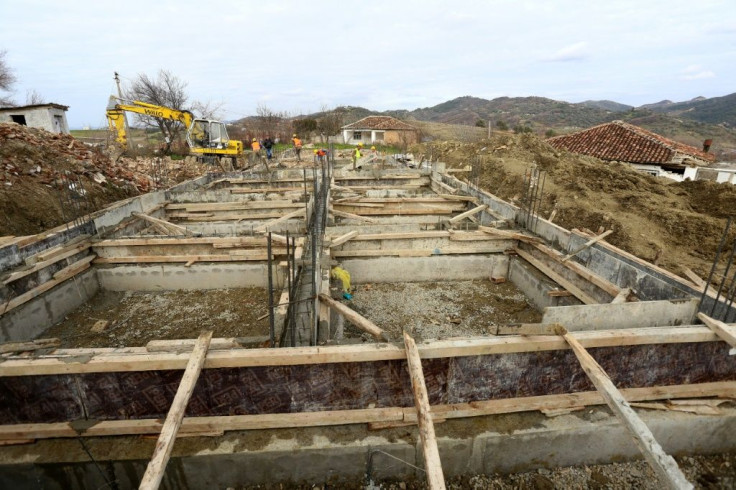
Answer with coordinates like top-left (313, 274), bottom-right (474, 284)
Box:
top-left (544, 42), bottom-right (590, 62)
top-left (681, 64), bottom-right (716, 80)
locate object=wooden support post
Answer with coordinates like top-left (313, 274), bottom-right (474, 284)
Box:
top-left (561, 229), bottom-right (613, 262)
top-left (318, 294), bottom-right (389, 341)
top-left (403, 332), bottom-right (446, 490)
top-left (555, 325), bottom-right (693, 490)
top-left (697, 313), bottom-right (736, 351)
top-left (448, 204), bottom-right (487, 224)
top-left (139, 331), bottom-right (212, 490)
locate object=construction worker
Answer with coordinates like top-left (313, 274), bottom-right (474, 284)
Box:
top-left (292, 134), bottom-right (302, 162)
top-left (262, 137), bottom-right (274, 161)
top-left (331, 266), bottom-right (352, 300)
top-left (352, 143), bottom-right (363, 170)
top-left (250, 138), bottom-right (261, 165)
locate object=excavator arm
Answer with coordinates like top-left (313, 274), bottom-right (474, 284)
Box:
top-left (105, 97), bottom-right (194, 149)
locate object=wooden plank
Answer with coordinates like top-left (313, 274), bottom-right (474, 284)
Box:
top-left (332, 244), bottom-right (509, 258)
top-left (562, 230), bottom-right (614, 262)
top-left (0, 382), bottom-right (731, 441)
top-left (0, 326), bottom-right (721, 376)
top-left (52, 255), bottom-right (95, 279)
top-left (94, 237), bottom-right (268, 247)
top-left (254, 208), bottom-right (306, 233)
top-left (3, 242), bottom-right (92, 285)
top-left (611, 288), bottom-right (633, 304)
top-left (515, 248), bottom-right (598, 304)
top-left (0, 338), bottom-right (60, 354)
top-left (133, 213), bottom-right (193, 236)
top-left (330, 208), bottom-right (378, 223)
top-left (530, 243), bottom-right (621, 297)
top-left (403, 332), bottom-right (446, 490)
top-left (146, 337), bottom-right (269, 353)
top-left (697, 313), bottom-right (736, 350)
top-left (165, 201), bottom-right (299, 211)
top-left (93, 253), bottom-right (276, 264)
top-left (139, 331), bottom-right (212, 490)
top-left (478, 226), bottom-right (542, 244)
top-left (169, 211), bottom-right (294, 221)
top-left (682, 268), bottom-right (717, 295)
top-left (333, 206), bottom-right (459, 216)
top-left (557, 325), bottom-right (693, 490)
top-left (448, 204), bottom-right (487, 224)
top-left (319, 293), bottom-right (389, 341)
top-left (497, 323), bottom-right (559, 335)
top-left (229, 186), bottom-right (304, 193)
top-left (329, 231), bottom-right (360, 248)
top-left (31, 235), bottom-right (91, 262)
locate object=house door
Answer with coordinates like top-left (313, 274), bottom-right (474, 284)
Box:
top-left (53, 115), bottom-right (63, 133)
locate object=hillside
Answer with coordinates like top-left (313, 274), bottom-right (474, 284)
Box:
top-left (644, 93), bottom-right (736, 127)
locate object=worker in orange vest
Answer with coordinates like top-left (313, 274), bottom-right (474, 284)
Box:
top-left (250, 138), bottom-right (261, 165)
top-left (292, 134), bottom-right (303, 162)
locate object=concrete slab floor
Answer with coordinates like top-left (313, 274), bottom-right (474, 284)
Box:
top-left (344, 280), bottom-right (541, 342)
top-left (40, 288), bottom-right (270, 348)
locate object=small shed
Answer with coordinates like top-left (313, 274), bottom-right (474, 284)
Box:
top-left (0, 103), bottom-right (70, 134)
top-left (341, 116), bottom-right (418, 146)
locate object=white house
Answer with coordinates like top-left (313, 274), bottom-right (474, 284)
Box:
top-left (341, 116), bottom-right (418, 146)
top-left (0, 103), bottom-right (70, 134)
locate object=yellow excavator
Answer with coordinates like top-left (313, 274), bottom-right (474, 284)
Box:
top-left (106, 96), bottom-right (244, 167)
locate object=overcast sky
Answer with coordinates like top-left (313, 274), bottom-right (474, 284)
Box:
top-left (1, 0), bottom-right (734, 128)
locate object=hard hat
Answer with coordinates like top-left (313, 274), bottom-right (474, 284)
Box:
top-left (313, 149), bottom-right (318, 154)
top-left (358, 142), bottom-right (364, 146)
top-left (252, 138), bottom-right (257, 141)
top-left (371, 146), bottom-right (376, 150)
top-left (292, 134), bottom-right (297, 137)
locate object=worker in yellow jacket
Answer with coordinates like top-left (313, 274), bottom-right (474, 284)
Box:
top-left (331, 266), bottom-right (352, 300)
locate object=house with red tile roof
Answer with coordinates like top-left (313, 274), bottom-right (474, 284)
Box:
top-left (547, 120), bottom-right (716, 180)
top-left (341, 116), bottom-right (418, 146)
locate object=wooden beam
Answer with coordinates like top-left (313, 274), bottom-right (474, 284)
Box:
top-left (3, 242), bottom-right (92, 284)
top-left (94, 237), bottom-right (268, 247)
top-left (332, 244), bottom-right (510, 258)
top-left (31, 234), bottom-right (91, 262)
top-left (254, 208), bottom-right (306, 233)
top-left (515, 248), bottom-right (598, 304)
top-left (329, 208), bottom-right (378, 223)
top-left (556, 325), bottom-right (693, 490)
top-left (139, 331), bottom-right (212, 490)
top-left (165, 201), bottom-right (299, 211)
top-left (0, 338), bottom-right (60, 354)
top-left (0, 326), bottom-right (721, 376)
top-left (448, 204), bottom-right (487, 224)
top-left (403, 332), bottom-right (446, 490)
top-left (682, 268), bottom-right (717, 295)
top-left (697, 313), bottom-right (736, 350)
top-left (611, 288), bottom-right (633, 304)
top-left (329, 231), bottom-right (360, 248)
top-left (318, 293), bottom-right (389, 341)
top-left (133, 213), bottom-right (193, 236)
top-left (478, 226), bottom-right (542, 244)
top-left (561, 229), bottom-right (614, 262)
top-left (0, 382), bottom-right (731, 441)
top-left (93, 252), bottom-right (280, 264)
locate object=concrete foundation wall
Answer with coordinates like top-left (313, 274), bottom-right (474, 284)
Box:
top-left (1, 408), bottom-right (734, 489)
top-left (0, 268), bottom-right (99, 342)
top-left (97, 263), bottom-right (282, 291)
top-left (508, 258), bottom-right (579, 310)
top-left (542, 298), bottom-right (699, 331)
top-left (342, 255), bottom-right (509, 283)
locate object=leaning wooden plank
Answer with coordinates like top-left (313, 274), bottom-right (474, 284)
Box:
top-left (52, 255), bottom-right (95, 279)
top-left (611, 288), bottom-right (632, 304)
top-left (556, 325), bottom-right (693, 490)
top-left (133, 213), bottom-right (193, 236)
top-left (682, 268), bottom-right (718, 295)
top-left (0, 338), bottom-right (60, 354)
top-left (515, 248), bottom-right (598, 304)
top-left (0, 258), bottom-right (93, 315)
top-left (0, 382), bottom-right (732, 441)
top-left (448, 204), bottom-right (487, 224)
top-left (562, 229), bottom-right (614, 262)
top-left (32, 234), bottom-right (91, 262)
top-left (319, 293), bottom-right (389, 341)
top-left (403, 332), bottom-right (446, 490)
top-left (0, 326), bottom-right (721, 376)
top-left (478, 226), bottom-right (542, 244)
top-left (139, 331), bottom-right (212, 490)
top-left (3, 242), bottom-right (92, 285)
top-left (254, 208), bottom-right (306, 233)
top-left (330, 208), bottom-right (378, 223)
top-left (329, 230), bottom-right (360, 248)
top-left (697, 313), bottom-right (736, 350)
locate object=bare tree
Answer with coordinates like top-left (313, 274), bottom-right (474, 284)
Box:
top-left (125, 70), bottom-right (189, 152)
top-left (0, 50), bottom-right (16, 107)
top-left (25, 89), bottom-right (45, 105)
top-left (317, 105), bottom-right (344, 143)
top-left (191, 99), bottom-right (225, 120)
top-left (255, 103), bottom-right (286, 137)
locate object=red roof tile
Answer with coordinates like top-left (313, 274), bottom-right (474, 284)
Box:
top-left (342, 116), bottom-right (417, 131)
top-left (547, 121), bottom-right (715, 164)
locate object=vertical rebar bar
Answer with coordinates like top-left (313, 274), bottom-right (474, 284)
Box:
top-left (700, 217), bottom-right (732, 312)
top-left (710, 238), bottom-right (736, 317)
top-left (720, 269), bottom-right (736, 322)
top-left (533, 171), bottom-right (546, 233)
top-left (267, 232), bottom-right (275, 348)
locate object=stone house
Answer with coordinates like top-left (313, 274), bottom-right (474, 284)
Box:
top-left (341, 116), bottom-right (418, 146)
top-left (0, 103), bottom-right (70, 134)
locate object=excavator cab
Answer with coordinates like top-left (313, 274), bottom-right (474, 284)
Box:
top-left (186, 119), bottom-right (230, 150)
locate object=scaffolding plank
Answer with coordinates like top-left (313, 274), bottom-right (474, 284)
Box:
top-left (404, 332), bottom-right (446, 490)
top-left (697, 313), bottom-right (736, 349)
top-left (139, 331), bottom-right (212, 490)
top-left (558, 326), bottom-right (693, 490)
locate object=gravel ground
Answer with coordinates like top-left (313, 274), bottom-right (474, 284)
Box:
top-left (43, 288), bottom-right (270, 348)
top-left (344, 280), bottom-right (541, 342)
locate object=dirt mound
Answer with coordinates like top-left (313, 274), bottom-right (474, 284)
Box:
top-left (0, 123), bottom-right (210, 236)
top-left (415, 133), bottom-right (736, 277)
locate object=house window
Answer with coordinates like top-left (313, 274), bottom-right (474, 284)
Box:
top-left (353, 131), bottom-right (362, 140)
top-left (374, 131), bottom-right (384, 141)
top-left (10, 115), bottom-right (26, 125)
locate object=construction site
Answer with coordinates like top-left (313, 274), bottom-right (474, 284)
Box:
top-left (0, 119), bottom-right (735, 490)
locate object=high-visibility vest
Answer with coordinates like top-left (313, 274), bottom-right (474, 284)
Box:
top-left (292, 138), bottom-right (302, 148)
top-left (252, 141), bottom-right (261, 151)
